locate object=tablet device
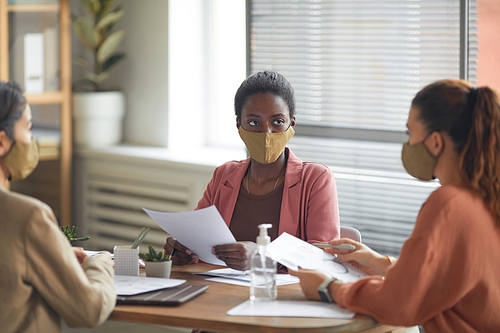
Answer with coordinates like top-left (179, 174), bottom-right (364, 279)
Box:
top-left (116, 283), bottom-right (208, 306)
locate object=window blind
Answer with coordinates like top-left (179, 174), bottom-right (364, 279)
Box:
top-left (287, 136), bottom-right (439, 255)
top-left (250, 0), bottom-right (477, 256)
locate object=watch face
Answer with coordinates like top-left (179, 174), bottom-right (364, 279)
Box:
top-left (319, 289), bottom-right (332, 303)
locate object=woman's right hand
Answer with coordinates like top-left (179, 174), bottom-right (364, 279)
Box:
top-left (325, 238), bottom-right (393, 276)
top-left (164, 236), bottom-right (199, 266)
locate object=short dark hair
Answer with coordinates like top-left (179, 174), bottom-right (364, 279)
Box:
top-left (234, 71), bottom-right (295, 120)
top-left (0, 81), bottom-right (25, 140)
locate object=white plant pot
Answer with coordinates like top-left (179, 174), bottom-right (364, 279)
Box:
top-left (145, 260), bottom-right (172, 279)
top-left (72, 91), bottom-right (125, 147)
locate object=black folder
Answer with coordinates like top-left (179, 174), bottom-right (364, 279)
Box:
top-left (116, 283), bottom-right (208, 306)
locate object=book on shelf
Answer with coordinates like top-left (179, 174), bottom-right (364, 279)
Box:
top-left (24, 33), bottom-right (44, 94)
top-left (33, 128), bottom-right (60, 159)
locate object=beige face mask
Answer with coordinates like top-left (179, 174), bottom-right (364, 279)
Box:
top-left (401, 134), bottom-right (439, 181)
top-left (238, 126), bottom-right (295, 164)
top-left (3, 137), bottom-right (39, 181)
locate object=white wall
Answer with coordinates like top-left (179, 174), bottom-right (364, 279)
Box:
top-left (70, 0), bottom-right (245, 149)
top-left (106, 0), bottom-right (169, 146)
top-left (167, 0), bottom-right (208, 151)
top-left (71, 0), bottom-right (169, 146)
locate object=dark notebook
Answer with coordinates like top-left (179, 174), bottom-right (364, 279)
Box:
top-left (116, 283), bottom-right (208, 306)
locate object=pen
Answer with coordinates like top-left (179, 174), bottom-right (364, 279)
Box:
top-left (313, 243), bottom-right (356, 250)
top-left (131, 227), bottom-right (150, 249)
top-left (169, 247), bottom-right (176, 260)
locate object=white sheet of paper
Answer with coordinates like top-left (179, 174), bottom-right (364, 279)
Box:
top-left (227, 300), bottom-right (355, 319)
top-left (84, 250), bottom-right (113, 259)
top-left (114, 276), bottom-right (186, 296)
top-left (143, 206), bottom-right (236, 265)
top-left (197, 268), bottom-right (299, 286)
top-left (268, 233), bottom-right (367, 283)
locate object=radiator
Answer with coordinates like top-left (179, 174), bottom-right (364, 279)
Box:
top-left (74, 150), bottom-right (215, 253)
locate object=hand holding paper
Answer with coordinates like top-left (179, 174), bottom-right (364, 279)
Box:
top-left (143, 206), bottom-right (236, 266)
top-left (165, 236), bottom-right (199, 266)
top-left (268, 233), bottom-right (366, 283)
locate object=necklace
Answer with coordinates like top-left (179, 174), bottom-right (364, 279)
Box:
top-left (246, 168), bottom-right (286, 194)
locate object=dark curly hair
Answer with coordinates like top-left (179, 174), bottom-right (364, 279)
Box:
top-left (412, 79), bottom-right (500, 225)
top-left (0, 81), bottom-right (26, 140)
top-left (234, 71), bottom-right (295, 120)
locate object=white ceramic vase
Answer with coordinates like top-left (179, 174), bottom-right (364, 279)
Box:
top-left (72, 91), bottom-right (125, 147)
top-left (145, 260), bottom-right (172, 278)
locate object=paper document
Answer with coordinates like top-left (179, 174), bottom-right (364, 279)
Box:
top-left (196, 268), bottom-right (299, 286)
top-left (84, 250), bottom-right (113, 259)
top-left (227, 300), bottom-right (355, 319)
top-left (268, 233), bottom-right (366, 283)
top-left (143, 206), bottom-right (236, 265)
top-left (114, 275), bottom-right (186, 296)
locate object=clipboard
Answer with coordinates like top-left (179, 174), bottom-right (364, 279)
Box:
top-left (116, 283), bottom-right (208, 306)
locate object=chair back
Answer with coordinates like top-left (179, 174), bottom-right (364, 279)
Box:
top-left (340, 226), bottom-right (362, 243)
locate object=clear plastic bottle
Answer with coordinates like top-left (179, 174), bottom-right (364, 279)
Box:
top-left (250, 224), bottom-right (277, 301)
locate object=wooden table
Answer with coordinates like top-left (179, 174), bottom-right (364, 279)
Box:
top-left (110, 264), bottom-right (406, 333)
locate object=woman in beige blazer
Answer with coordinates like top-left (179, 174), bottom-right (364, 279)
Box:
top-left (0, 81), bottom-right (116, 333)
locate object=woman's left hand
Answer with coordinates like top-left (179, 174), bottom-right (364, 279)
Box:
top-left (212, 241), bottom-right (257, 271)
top-left (289, 268), bottom-right (342, 302)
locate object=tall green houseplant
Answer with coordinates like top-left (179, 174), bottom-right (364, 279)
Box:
top-left (72, 0), bottom-right (125, 91)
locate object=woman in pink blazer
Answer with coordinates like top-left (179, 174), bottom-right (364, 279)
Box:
top-left (165, 71), bottom-right (340, 270)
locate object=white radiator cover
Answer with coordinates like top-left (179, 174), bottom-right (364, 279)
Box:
top-left (73, 149), bottom-right (216, 253)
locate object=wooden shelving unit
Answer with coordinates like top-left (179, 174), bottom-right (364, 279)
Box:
top-left (0, 0), bottom-right (72, 226)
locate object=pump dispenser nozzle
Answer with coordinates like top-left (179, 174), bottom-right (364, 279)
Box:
top-left (256, 224), bottom-right (272, 245)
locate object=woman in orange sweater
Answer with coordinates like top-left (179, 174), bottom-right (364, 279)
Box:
top-left (291, 79), bottom-right (500, 333)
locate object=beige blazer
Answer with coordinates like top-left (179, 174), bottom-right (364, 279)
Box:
top-left (0, 186), bottom-right (116, 333)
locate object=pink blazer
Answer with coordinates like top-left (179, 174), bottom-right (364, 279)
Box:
top-left (195, 148), bottom-right (340, 243)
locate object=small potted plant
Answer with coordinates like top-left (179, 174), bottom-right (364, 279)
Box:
top-left (71, 0), bottom-right (126, 146)
top-left (139, 244), bottom-right (172, 278)
top-left (60, 225), bottom-right (90, 244)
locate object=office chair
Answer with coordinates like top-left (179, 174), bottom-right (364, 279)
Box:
top-left (340, 226), bottom-right (362, 243)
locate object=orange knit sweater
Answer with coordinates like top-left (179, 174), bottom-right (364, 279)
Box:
top-left (336, 185), bottom-right (500, 333)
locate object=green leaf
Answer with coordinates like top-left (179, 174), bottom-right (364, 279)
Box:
top-left (99, 0), bottom-right (115, 18)
top-left (101, 53), bottom-right (125, 72)
top-left (96, 30), bottom-right (124, 64)
top-left (73, 236), bottom-right (90, 242)
top-left (73, 17), bottom-right (97, 50)
top-left (96, 9), bottom-right (124, 32)
top-left (59, 225), bottom-right (89, 244)
top-left (148, 244), bottom-right (157, 260)
top-left (73, 55), bottom-right (93, 71)
top-left (82, 0), bottom-right (101, 17)
top-left (72, 78), bottom-right (97, 91)
top-left (84, 72), bottom-right (109, 84)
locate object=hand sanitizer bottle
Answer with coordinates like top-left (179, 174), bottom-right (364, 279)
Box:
top-left (250, 224), bottom-right (277, 301)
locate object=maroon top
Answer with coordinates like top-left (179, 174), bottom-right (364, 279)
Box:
top-left (229, 182), bottom-right (284, 242)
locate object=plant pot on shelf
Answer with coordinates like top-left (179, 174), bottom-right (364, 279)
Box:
top-left (145, 260), bottom-right (172, 278)
top-left (72, 91), bottom-right (125, 147)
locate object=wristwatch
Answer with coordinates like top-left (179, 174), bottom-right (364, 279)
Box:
top-left (317, 277), bottom-right (337, 303)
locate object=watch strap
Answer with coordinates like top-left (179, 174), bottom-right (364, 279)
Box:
top-left (317, 277), bottom-right (337, 303)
